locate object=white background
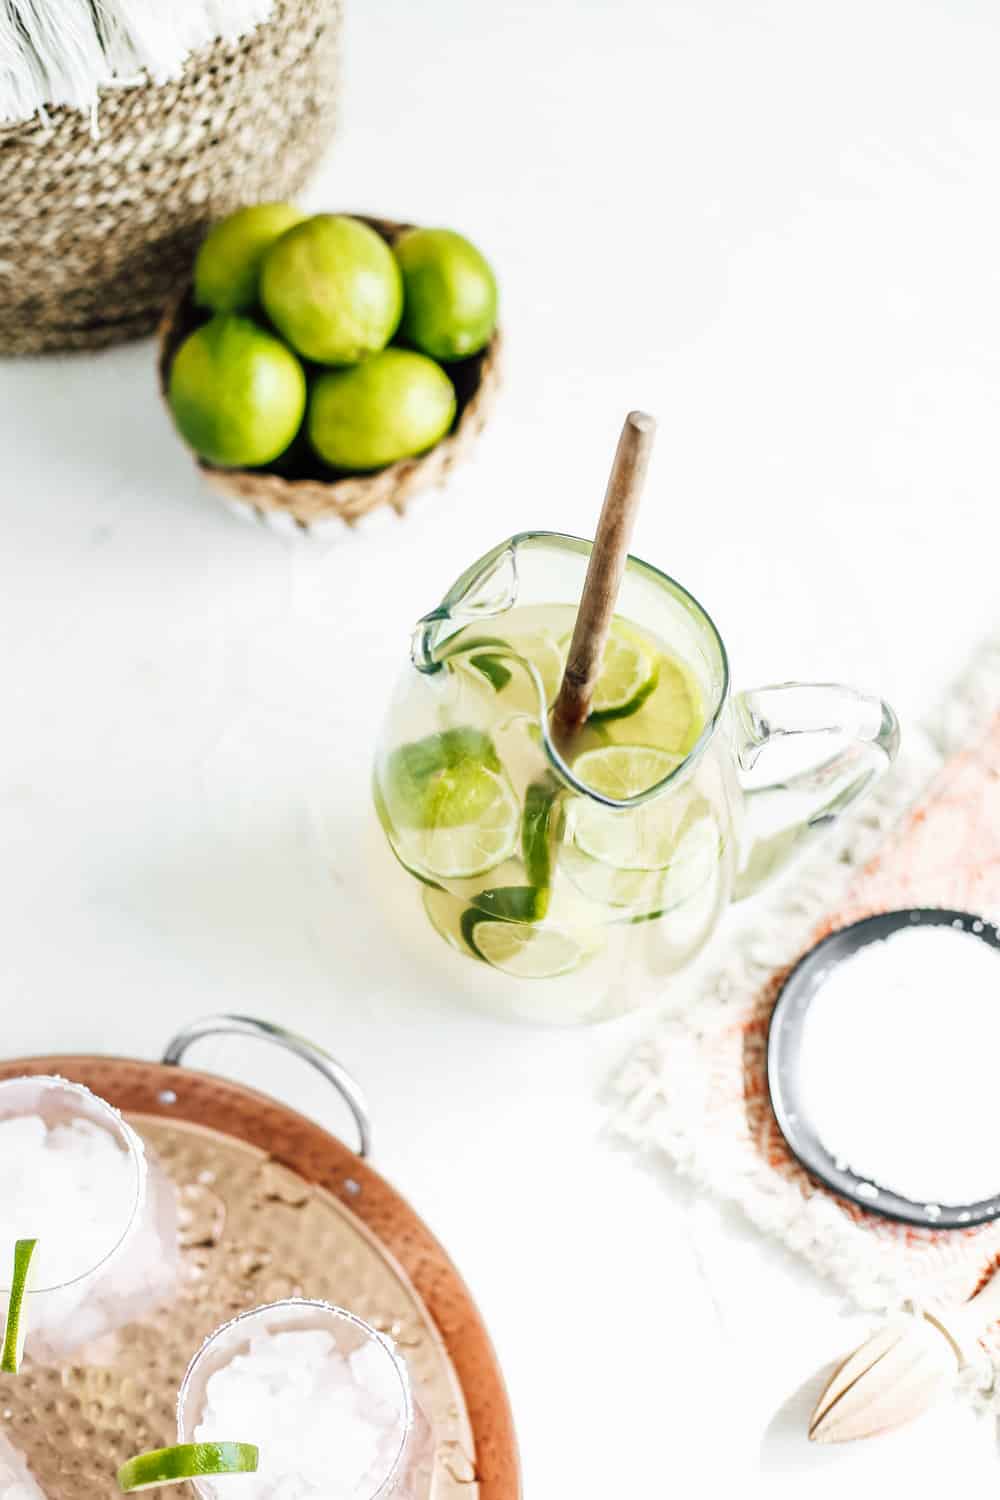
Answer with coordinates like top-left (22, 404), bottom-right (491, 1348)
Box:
top-left (3, 1), bottom-right (1000, 1493)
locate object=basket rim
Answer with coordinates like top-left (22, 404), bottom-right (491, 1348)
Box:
top-left (156, 213), bottom-right (502, 526)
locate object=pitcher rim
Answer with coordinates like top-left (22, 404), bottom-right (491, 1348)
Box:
top-left (416, 531), bottom-right (731, 810)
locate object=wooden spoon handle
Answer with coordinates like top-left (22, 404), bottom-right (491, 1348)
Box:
top-left (551, 411), bottom-right (657, 737)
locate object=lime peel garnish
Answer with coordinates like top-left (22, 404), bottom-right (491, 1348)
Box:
top-left (117, 1442), bottom-right (259, 1492)
top-left (1, 1238), bottom-right (37, 1375)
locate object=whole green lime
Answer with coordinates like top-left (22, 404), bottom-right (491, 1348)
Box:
top-left (194, 203), bottom-right (306, 313)
top-left (307, 348), bottom-right (456, 471)
top-left (259, 215), bottom-right (403, 365)
top-left (394, 227), bottom-right (498, 360)
top-left (168, 314), bottom-right (306, 468)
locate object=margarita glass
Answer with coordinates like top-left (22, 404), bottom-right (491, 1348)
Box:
top-left (373, 531), bottom-right (899, 1024)
top-left (177, 1299), bottom-right (430, 1500)
top-left (0, 1075), bottom-right (178, 1360)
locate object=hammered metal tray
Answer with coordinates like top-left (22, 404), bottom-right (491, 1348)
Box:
top-left (0, 1016), bottom-right (519, 1500)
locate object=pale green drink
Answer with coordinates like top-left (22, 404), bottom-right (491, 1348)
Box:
top-left (373, 603), bottom-right (731, 1017)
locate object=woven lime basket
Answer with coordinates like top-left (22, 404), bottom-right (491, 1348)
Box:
top-left (0, 0), bottom-right (341, 356)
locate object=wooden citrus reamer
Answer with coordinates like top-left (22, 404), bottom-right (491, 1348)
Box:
top-left (551, 410), bottom-right (657, 742)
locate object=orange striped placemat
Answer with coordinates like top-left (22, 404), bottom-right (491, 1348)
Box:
top-left (612, 639), bottom-right (1000, 1390)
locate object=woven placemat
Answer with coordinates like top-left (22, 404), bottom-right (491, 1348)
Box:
top-left (611, 636), bottom-right (1000, 1404)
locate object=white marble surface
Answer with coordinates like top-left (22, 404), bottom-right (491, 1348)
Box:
top-left (2, 0), bottom-right (1000, 1493)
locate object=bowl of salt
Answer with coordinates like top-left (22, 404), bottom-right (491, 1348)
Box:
top-left (767, 908), bottom-right (1000, 1227)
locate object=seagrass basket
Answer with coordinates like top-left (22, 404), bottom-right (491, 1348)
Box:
top-left (0, 0), bottom-right (341, 357)
top-left (157, 215), bottom-right (503, 530)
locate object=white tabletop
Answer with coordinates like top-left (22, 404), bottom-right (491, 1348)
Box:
top-left (3, 0), bottom-right (1000, 1492)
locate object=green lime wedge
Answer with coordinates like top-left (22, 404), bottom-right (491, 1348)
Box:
top-left (573, 743), bottom-right (680, 801)
top-left (117, 1443), bottom-right (259, 1492)
top-left (564, 621), bottom-right (658, 721)
top-left (559, 842), bottom-right (669, 913)
top-left (1, 1238), bottom-right (37, 1374)
top-left (564, 796), bottom-right (723, 917)
top-left (571, 745), bottom-right (687, 870)
top-left (641, 653), bottom-right (705, 755)
top-left (520, 778), bottom-right (563, 917)
top-left (402, 767), bottom-right (519, 879)
top-left (590, 630), bottom-right (658, 720)
top-left (440, 635), bottom-right (513, 693)
top-left (518, 633), bottom-right (565, 706)
top-left (466, 885), bottom-right (547, 925)
top-left (462, 912), bottom-right (597, 978)
top-left (381, 727), bottom-right (518, 879)
top-left (560, 620), bottom-right (703, 744)
top-left (659, 809), bottom-right (723, 910)
top-left (469, 653), bottom-right (512, 692)
top-left (446, 631), bottom-right (564, 707)
top-left (383, 727), bottom-right (501, 823)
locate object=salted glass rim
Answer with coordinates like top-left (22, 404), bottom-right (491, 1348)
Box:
top-left (0, 1073), bottom-right (148, 1295)
top-left (176, 1297), bottom-right (415, 1500)
top-left (413, 530), bottom-right (732, 809)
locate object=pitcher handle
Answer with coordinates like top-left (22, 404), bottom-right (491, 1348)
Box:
top-left (732, 683), bottom-right (900, 900)
top-left (162, 1014), bottom-right (372, 1158)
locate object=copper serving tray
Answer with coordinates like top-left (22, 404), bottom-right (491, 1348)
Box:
top-left (0, 1016), bottom-right (520, 1500)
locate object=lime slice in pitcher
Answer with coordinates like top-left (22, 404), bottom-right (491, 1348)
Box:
top-left (564, 621), bottom-right (703, 747)
top-left (559, 843), bottom-right (669, 913)
top-left (462, 910), bottom-right (597, 978)
top-left (382, 727), bottom-right (519, 879)
top-left (403, 763), bottom-right (520, 879)
top-left (640, 653), bottom-right (704, 755)
top-left (520, 778), bottom-right (563, 917)
top-left (571, 745), bottom-right (686, 870)
top-left (384, 727), bottom-right (501, 819)
top-left (520, 632), bottom-right (565, 706)
top-left (450, 631), bottom-right (564, 709)
top-left (588, 625), bottom-right (659, 720)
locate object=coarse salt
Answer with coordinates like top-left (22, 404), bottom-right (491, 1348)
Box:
top-left (797, 923), bottom-right (1000, 1207)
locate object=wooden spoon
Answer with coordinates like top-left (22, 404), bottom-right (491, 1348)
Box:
top-left (551, 410), bottom-right (656, 741)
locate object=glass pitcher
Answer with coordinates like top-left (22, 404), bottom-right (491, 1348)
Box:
top-left (371, 532), bottom-right (899, 1025)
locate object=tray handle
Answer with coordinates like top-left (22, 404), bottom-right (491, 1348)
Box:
top-left (161, 1014), bottom-right (372, 1159)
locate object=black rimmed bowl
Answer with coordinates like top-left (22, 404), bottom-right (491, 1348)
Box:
top-left (767, 907), bottom-right (1000, 1229)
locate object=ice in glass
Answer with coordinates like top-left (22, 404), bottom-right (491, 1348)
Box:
top-left (0, 1076), bottom-right (179, 1360)
top-left (177, 1300), bottom-right (431, 1500)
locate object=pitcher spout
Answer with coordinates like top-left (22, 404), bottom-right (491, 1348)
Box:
top-left (410, 539), bottom-right (520, 673)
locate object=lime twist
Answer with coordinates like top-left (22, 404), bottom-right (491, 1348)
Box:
top-left (1, 1238), bottom-right (37, 1375)
top-left (117, 1443), bottom-right (259, 1492)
